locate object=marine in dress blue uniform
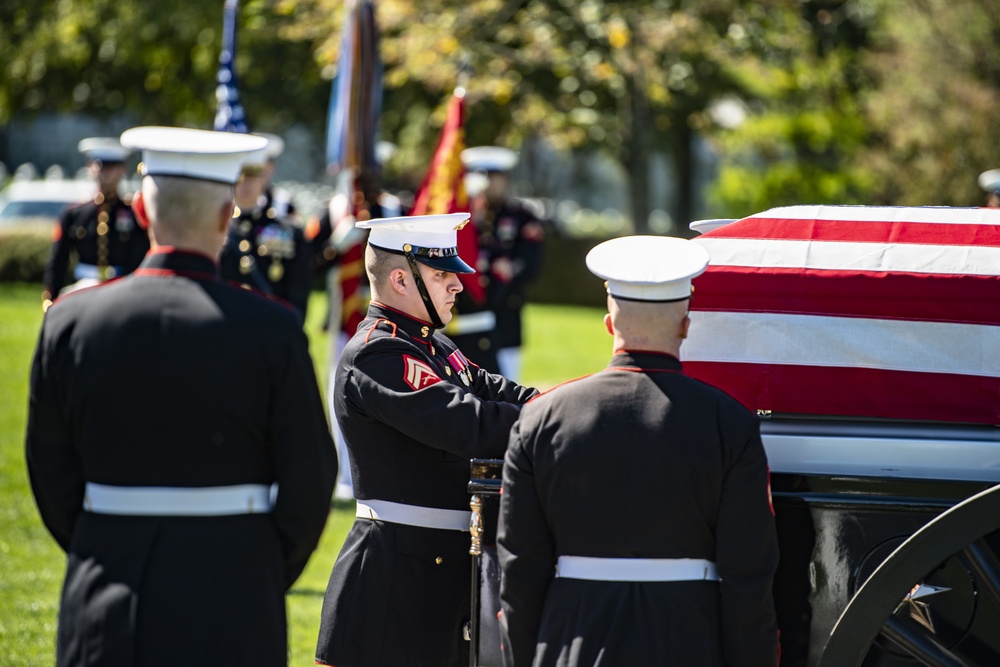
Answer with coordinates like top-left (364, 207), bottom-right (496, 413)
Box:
top-left (497, 236), bottom-right (780, 667)
top-left (257, 133), bottom-right (299, 221)
top-left (979, 168), bottom-right (1000, 208)
top-left (42, 138), bottom-right (150, 308)
top-left (219, 142), bottom-right (312, 319)
top-left (458, 147), bottom-right (545, 381)
top-left (26, 127), bottom-right (337, 667)
top-left (315, 213), bottom-right (538, 667)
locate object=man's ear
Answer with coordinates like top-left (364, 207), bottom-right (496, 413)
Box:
top-left (680, 314), bottom-right (691, 340)
top-left (131, 191), bottom-right (149, 230)
top-left (218, 198), bottom-right (234, 233)
top-left (389, 267), bottom-right (408, 295)
top-left (604, 313), bottom-right (613, 336)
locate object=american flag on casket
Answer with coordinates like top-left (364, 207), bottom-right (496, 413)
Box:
top-left (684, 205), bottom-right (1000, 425)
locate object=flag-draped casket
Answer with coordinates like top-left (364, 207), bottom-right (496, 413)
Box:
top-left (685, 206), bottom-right (1000, 426)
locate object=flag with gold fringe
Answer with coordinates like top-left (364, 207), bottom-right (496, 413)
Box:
top-left (410, 89), bottom-right (485, 303)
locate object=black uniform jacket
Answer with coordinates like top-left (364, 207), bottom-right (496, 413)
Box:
top-left (316, 302), bottom-right (538, 667)
top-left (485, 199), bottom-right (544, 350)
top-left (26, 247), bottom-right (336, 667)
top-left (220, 208), bottom-right (312, 319)
top-left (498, 351), bottom-right (779, 667)
top-left (44, 194), bottom-right (150, 296)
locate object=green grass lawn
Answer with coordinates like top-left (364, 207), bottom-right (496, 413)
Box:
top-left (0, 284), bottom-right (609, 666)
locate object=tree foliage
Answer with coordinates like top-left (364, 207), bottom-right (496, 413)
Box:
top-left (705, 1), bottom-right (879, 217)
top-left (291, 0), bottom-right (806, 230)
top-left (857, 0), bottom-right (1000, 207)
top-left (0, 1), bottom-right (327, 131)
top-left (707, 0), bottom-right (1000, 216)
top-left (2, 0), bottom-right (999, 222)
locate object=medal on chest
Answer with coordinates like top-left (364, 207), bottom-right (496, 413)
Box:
top-left (447, 350), bottom-right (474, 387)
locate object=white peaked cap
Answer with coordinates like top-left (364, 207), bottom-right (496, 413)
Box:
top-left (464, 171), bottom-right (490, 197)
top-left (586, 235), bottom-right (710, 302)
top-left (461, 146), bottom-right (518, 172)
top-left (241, 146), bottom-right (272, 169)
top-left (255, 133), bottom-right (285, 160)
top-left (120, 127), bottom-right (268, 185)
top-left (358, 213), bottom-right (475, 274)
top-left (978, 169), bottom-right (1000, 193)
top-left (689, 218), bottom-right (737, 235)
top-left (78, 137), bottom-right (132, 163)
top-left (376, 140), bottom-right (397, 165)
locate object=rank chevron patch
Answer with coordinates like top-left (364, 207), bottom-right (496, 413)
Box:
top-left (402, 354), bottom-right (442, 391)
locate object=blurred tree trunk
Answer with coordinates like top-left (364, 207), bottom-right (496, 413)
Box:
top-left (622, 72), bottom-right (652, 234)
top-left (673, 120), bottom-right (694, 234)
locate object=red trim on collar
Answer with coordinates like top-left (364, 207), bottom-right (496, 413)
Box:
top-left (607, 349), bottom-right (683, 374)
top-left (370, 301), bottom-right (434, 327)
top-left (527, 373), bottom-right (594, 403)
top-left (134, 267), bottom-right (220, 282)
top-left (149, 246), bottom-right (218, 263)
top-left (613, 349), bottom-right (681, 361)
top-left (604, 366), bottom-right (683, 374)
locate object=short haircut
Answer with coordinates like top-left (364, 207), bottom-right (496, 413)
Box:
top-left (609, 295), bottom-right (689, 336)
top-left (143, 175), bottom-right (232, 235)
top-left (365, 243), bottom-right (409, 297)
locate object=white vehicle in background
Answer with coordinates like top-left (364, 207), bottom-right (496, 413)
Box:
top-left (0, 179), bottom-right (96, 232)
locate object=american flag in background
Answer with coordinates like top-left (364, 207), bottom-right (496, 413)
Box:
top-left (214, 0), bottom-right (249, 133)
top-left (685, 205), bottom-right (1000, 425)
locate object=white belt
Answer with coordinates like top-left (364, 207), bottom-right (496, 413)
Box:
top-left (356, 499), bottom-right (471, 532)
top-left (556, 556), bottom-right (721, 582)
top-left (75, 263), bottom-right (120, 280)
top-left (83, 483), bottom-right (273, 516)
top-left (446, 310), bottom-right (496, 336)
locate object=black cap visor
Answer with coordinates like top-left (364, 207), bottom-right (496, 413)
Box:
top-left (372, 243), bottom-right (475, 274)
top-left (418, 254), bottom-right (475, 274)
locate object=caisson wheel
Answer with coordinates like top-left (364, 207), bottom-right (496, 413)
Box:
top-left (819, 484), bottom-right (1000, 667)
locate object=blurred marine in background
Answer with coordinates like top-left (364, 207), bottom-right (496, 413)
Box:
top-left (979, 168), bottom-right (1000, 208)
top-left (42, 138), bottom-right (150, 309)
top-left (460, 146), bottom-right (544, 382)
top-left (219, 139), bottom-right (312, 321)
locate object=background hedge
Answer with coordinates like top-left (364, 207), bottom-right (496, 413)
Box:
top-left (0, 229), bottom-right (51, 283)
top-left (0, 227), bottom-right (609, 307)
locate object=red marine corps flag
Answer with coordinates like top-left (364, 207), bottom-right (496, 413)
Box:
top-left (409, 89), bottom-right (485, 304)
top-left (685, 205), bottom-right (1000, 425)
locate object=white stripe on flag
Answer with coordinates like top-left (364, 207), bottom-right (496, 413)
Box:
top-left (747, 205), bottom-right (1000, 225)
top-left (695, 237), bottom-right (1000, 276)
top-left (685, 311), bottom-right (1000, 377)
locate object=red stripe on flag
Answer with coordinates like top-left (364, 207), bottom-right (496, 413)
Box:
top-left (409, 91), bottom-right (484, 303)
top-left (691, 268), bottom-right (1000, 326)
top-left (713, 217), bottom-right (1000, 246)
top-left (685, 361), bottom-right (1000, 425)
